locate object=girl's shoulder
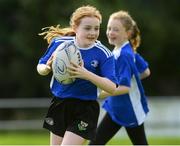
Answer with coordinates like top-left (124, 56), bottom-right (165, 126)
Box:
top-left (52, 36), bottom-right (74, 43)
top-left (48, 36), bottom-right (74, 48)
top-left (121, 43), bottom-right (134, 58)
top-left (118, 49), bottom-right (135, 65)
top-left (94, 40), bottom-right (113, 58)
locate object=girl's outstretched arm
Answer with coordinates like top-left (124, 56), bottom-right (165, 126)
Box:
top-left (68, 61), bottom-right (129, 95)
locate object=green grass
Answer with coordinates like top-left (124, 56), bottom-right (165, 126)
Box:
top-left (0, 130), bottom-right (180, 145)
top-left (107, 137), bottom-right (180, 145)
top-left (0, 130), bottom-right (49, 145)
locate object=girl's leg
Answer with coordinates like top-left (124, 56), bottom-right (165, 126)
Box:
top-left (61, 131), bottom-right (85, 145)
top-left (126, 123), bottom-right (148, 145)
top-left (89, 112), bottom-right (121, 145)
top-left (50, 132), bottom-right (63, 146)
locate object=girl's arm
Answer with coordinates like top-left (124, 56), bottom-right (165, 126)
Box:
top-left (37, 53), bottom-right (54, 76)
top-left (37, 39), bottom-right (60, 76)
top-left (99, 85), bottom-right (129, 98)
top-left (37, 64), bottom-right (51, 76)
top-left (139, 68), bottom-right (150, 79)
top-left (68, 61), bottom-right (129, 95)
top-left (68, 61), bottom-right (116, 94)
top-left (135, 53), bottom-right (151, 79)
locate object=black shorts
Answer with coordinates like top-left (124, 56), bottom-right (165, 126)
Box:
top-left (43, 97), bottom-right (100, 140)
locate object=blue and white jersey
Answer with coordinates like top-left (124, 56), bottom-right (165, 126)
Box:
top-left (38, 36), bottom-right (117, 100)
top-left (135, 53), bottom-right (149, 74)
top-left (102, 41), bottom-right (149, 127)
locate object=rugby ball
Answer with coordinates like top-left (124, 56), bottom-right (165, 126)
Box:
top-left (52, 41), bottom-right (82, 84)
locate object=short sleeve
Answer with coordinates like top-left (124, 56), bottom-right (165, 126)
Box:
top-left (100, 55), bottom-right (118, 84)
top-left (38, 40), bottom-right (61, 64)
top-left (117, 55), bottom-right (132, 87)
top-left (135, 53), bottom-right (149, 74)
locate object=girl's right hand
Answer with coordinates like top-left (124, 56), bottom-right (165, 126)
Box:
top-left (37, 64), bottom-right (51, 76)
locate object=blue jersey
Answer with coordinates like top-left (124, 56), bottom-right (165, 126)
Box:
top-left (102, 41), bottom-right (149, 127)
top-left (38, 36), bottom-right (117, 100)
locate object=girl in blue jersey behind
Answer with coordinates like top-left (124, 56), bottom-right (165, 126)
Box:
top-left (37, 6), bottom-right (128, 145)
top-left (89, 11), bottom-right (150, 145)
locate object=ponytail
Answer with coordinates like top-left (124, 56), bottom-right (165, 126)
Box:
top-left (38, 25), bottom-right (75, 44)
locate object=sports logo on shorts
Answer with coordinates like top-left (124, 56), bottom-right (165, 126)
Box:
top-left (45, 117), bottom-right (54, 125)
top-left (78, 121), bottom-right (88, 131)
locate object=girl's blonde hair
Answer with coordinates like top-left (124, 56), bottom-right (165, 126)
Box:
top-left (109, 10), bottom-right (141, 51)
top-left (39, 5), bottom-right (102, 44)
top-left (130, 20), bottom-right (141, 52)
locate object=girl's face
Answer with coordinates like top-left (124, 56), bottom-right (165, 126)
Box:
top-left (106, 18), bottom-right (128, 49)
top-left (74, 16), bottom-right (100, 48)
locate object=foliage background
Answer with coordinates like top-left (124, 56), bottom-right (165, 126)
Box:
top-left (0, 0), bottom-right (180, 98)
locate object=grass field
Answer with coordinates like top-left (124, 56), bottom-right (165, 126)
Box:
top-left (0, 130), bottom-right (180, 145)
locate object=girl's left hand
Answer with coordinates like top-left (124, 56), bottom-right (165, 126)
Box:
top-left (98, 90), bottom-right (109, 99)
top-left (67, 61), bottom-right (90, 80)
